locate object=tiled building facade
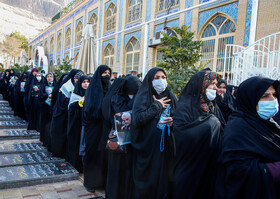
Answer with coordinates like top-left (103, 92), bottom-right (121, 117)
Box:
top-left (28, 0), bottom-right (280, 75)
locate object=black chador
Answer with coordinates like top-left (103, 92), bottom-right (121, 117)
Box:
top-left (172, 69), bottom-right (223, 199)
top-left (50, 69), bottom-right (83, 158)
top-left (1, 69), bottom-right (11, 100)
top-left (8, 73), bottom-right (19, 110)
top-left (67, 75), bottom-right (90, 172)
top-left (38, 72), bottom-right (56, 149)
top-left (24, 68), bottom-right (38, 123)
top-left (216, 77), bottom-right (280, 199)
top-left (131, 67), bottom-right (177, 199)
top-left (82, 65), bottom-right (111, 193)
top-left (14, 72), bottom-right (29, 120)
top-left (27, 72), bottom-right (44, 130)
top-left (102, 76), bottom-right (141, 199)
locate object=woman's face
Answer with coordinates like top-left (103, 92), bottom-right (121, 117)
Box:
top-left (218, 83), bottom-right (227, 95)
top-left (256, 85), bottom-right (277, 111)
top-left (47, 74), bottom-right (53, 82)
top-left (206, 79), bottom-right (218, 90)
top-left (32, 70), bottom-right (37, 76)
top-left (153, 70), bottom-right (166, 80)
top-left (36, 73), bottom-right (41, 78)
top-left (81, 79), bottom-right (90, 89)
top-left (101, 69), bottom-right (111, 76)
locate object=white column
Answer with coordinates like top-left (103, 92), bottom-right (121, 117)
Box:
top-left (142, 23), bottom-right (149, 78)
top-left (249, 0), bottom-right (259, 45)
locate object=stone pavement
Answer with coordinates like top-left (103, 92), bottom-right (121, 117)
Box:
top-left (0, 97), bottom-right (105, 199)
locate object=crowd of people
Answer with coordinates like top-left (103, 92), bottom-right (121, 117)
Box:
top-left (0, 66), bottom-right (279, 199)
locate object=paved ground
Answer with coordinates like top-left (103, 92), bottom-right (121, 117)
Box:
top-left (0, 174), bottom-right (105, 199)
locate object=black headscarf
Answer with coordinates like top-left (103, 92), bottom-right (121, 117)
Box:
top-left (74, 75), bottom-right (90, 96)
top-left (83, 65), bottom-right (111, 122)
top-left (217, 76), bottom-right (280, 199)
top-left (59, 69), bottom-right (83, 86)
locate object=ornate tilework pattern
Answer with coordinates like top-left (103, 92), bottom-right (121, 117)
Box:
top-left (146, 0), bottom-right (152, 21)
top-left (154, 19), bottom-right (179, 35)
top-left (103, 38), bottom-right (116, 51)
top-left (199, 0), bottom-right (232, 9)
top-left (118, 0), bottom-right (123, 31)
top-left (124, 30), bottom-right (142, 46)
top-left (105, 0), bottom-right (117, 12)
top-left (185, 0), bottom-right (193, 26)
top-left (117, 33), bottom-right (122, 62)
top-left (99, 0), bottom-right (103, 38)
top-left (88, 8), bottom-right (98, 23)
top-left (244, 0), bottom-right (252, 46)
top-left (198, 2), bottom-right (238, 31)
top-left (155, 7), bottom-right (180, 23)
top-left (76, 17), bottom-right (83, 26)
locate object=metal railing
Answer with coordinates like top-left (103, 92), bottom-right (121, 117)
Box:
top-left (224, 32), bottom-right (280, 85)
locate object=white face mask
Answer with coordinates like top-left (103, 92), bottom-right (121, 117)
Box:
top-left (128, 95), bottom-right (134, 100)
top-left (152, 79), bottom-right (168, 94)
top-left (36, 77), bottom-right (41, 82)
top-left (206, 88), bottom-right (216, 101)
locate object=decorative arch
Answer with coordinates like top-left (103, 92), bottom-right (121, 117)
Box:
top-left (44, 41), bottom-right (48, 56)
top-left (89, 13), bottom-right (98, 37)
top-left (125, 37), bottom-right (140, 74)
top-left (49, 60), bottom-right (54, 72)
top-left (50, 37), bottom-right (54, 54)
top-left (127, 0), bottom-right (143, 24)
top-left (105, 3), bottom-right (117, 32)
top-left (65, 55), bottom-right (69, 62)
top-left (103, 43), bottom-right (115, 68)
top-left (74, 52), bottom-right (79, 68)
top-left (65, 28), bottom-right (71, 48)
top-left (75, 21), bottom-right (83, 44)
top-left (57, 58), bottom-right (61, 66)
top-left (199, 13), bottom-right (236, 72)
top-left (57, 33), bottom-right (62, 52)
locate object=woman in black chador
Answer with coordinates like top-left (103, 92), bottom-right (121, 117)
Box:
top-left (216, 79), bottom-right (235, 122)
top-left (38, 72), bottom-right (56, 149)
top-left (102, 75), bottom-right (141, 199)
top-left (8, 73), bottom-right (19, 110)
top-left (67, 75), bottom-right (90, 172)
top-left (14, 72), bottom-right (29, 120)
top-left (215, 76), bottom-right (280, 199)
top-left (82, 65), bottom-right (111, 193)
top-left (172, 69), bottom-right (223, 199)
top-left (27, 72), bottom-right (44, 130)
top-left (24, 68), bottom-right (38, 123)
top-left (131, 67), bottom-right (177, 199)
top-left (1, 69), bottom-right (11, 100)
top-left (50, 69), bottom-right (83, 158)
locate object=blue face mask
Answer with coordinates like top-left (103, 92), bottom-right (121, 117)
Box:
top-left (257, 99), bottom-right (279, 120)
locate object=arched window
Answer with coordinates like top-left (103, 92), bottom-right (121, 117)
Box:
top-left (49, 60), bottom-right (54, 72)
top-left (127, 0), bottom-right (143, 23)
top-left (75, 21), bottom-right (83, 44)
top-left (50, 38), bottom-right (54, 54)
top-left (200, 15), bottom-right (236, 72)
top-left (57, 33), bottom-right (62, 52)
top-left (89, 14), bottom-right (98, 37)
top-left (158, 0), bottom-right (180, 12)
top-left (57, 58), bottom-right (61, 66)
top-left (65, 28), bottom-right (71, 48)
top-left (65, 56), bottom-right (69, 62)
top-left (125, 37), bottom-right (140, 74)
top-left (74, 52), bottom-right (79, 68)
top-left (44, 41), bottom-right (48, 55)
top-left (105, 4), bottom-right (117, 32)
top-left (103, 44), bottom-right (115, 68)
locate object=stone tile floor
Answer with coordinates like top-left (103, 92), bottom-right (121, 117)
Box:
top-left (0, 174), bottom-right (105, 199)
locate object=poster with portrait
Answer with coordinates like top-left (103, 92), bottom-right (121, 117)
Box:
top-left (20, 82), bottom-right (25, 92)
top-left (114, 111), bottom-right (132, 145)
top-left (45, 86), bottom-right (54, 95)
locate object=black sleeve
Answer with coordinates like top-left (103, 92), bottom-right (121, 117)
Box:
top-left (134, 101), bottom-right (163, 127)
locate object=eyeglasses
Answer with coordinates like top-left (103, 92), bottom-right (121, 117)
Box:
top-left (154, 75), bottom-right (167, 80)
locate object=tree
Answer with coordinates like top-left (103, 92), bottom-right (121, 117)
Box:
top-left (11, 64), bottom-right (31, 73)
top-left (54, 58), bottom-right (73, 79)
top-left (10, 32), bottom-right (29, 56)
top-left (157, 25), bottom-right (204, 96)
top-left (2, 36), bottom-right (21, 64)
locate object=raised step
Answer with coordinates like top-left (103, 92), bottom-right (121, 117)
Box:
top-left (0, 143), bottom-right (47, 154)
top-left (0, 115), bottom-right (21, 121)
top-left (0, 110), bottom-right (14, 115)
top-left (0, 122), bottom-right (28, 129)
top-left (0, 162), bottom-right (79, 189)
top-left (0, 152), bottom-right (64, 167)
top-left (0, 130), bottom-right (39, 140)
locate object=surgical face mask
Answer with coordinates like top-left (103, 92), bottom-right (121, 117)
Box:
top-left (152, 79), bottom-right (167, 94)
top-left (128, 95), bottom-right (134, 100)
top-left (206, 89), bottom-right (216, 101)
top-left (257, 99), bottom-right (279, 120)
top-left (36, 77), bottom-right (41, 82)
top-left (101, 75), bottom-right (110, 84)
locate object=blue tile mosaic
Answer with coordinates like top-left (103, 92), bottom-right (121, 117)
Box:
top-left (103, 38), bottom-right (116, 51)
top-left (185, 0), bottom-right (193, 26)
top-left (124, 30), bottom-right (142, 46)
top-left (244, 0), bottom-right (252, 46)
top-left (154, 19), bottom-right (179, 35)
top-left (88, 8), bottom-right (98, 23)
top-left (105, 0), bottom-right (117, 13)
top-left (199, 0), bottom-right (232, 9)
top-left (117, 33), bottom-right (122, 62)
top-left (198, 2), bottom-right (238, 32)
